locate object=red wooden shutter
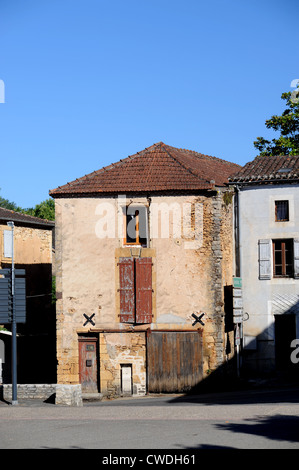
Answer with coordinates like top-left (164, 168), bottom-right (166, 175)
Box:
top-left (119, 257), bottom-right (135, 323)
top-left (135, 257), bottom-right (152, 324)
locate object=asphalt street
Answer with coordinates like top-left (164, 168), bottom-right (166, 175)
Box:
top-left (1, 385), bottom-right (299, 450)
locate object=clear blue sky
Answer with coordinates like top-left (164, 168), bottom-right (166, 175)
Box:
top-left (0, 0), bottom-right (298, 208)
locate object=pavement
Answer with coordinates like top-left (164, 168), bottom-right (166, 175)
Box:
top-left (1, 376), bottom-right (299, 450)
top-left (1, 382), bottom-right (299, 449)
top-left (1, 375), bottom-right (299, 407)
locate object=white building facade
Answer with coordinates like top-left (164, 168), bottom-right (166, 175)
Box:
top-left (229, 156), bottom-right (299, 375)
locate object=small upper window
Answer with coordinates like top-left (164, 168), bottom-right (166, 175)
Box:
top-left (275, 200), bottom-right (289, 222)
top-left (124, 206), bottom-right (148, 246)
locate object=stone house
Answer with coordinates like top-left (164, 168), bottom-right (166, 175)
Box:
top-left (0, 207), bottom-right (55, 384)
top-left (49, 142), bottom-right (241, 403)
top-left (228, 155), bottom-right (299, 375)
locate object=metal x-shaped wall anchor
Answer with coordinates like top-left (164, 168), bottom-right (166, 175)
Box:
top-left (83, 313), bottom-right (95, 326)
top-left (191, 312), bottom-right (205, 326)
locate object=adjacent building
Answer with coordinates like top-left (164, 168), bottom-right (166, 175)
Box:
top-left (228, 155), bottom-right (299, 375)
top-left (0, 208), bottom-right (55, 384)
top-left (49, 142), bottom-right (241, 403)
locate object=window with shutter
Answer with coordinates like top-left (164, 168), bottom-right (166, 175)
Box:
top-left (3, 230), bottom-right (12, 258)
top-left (258, 239), bottom-right (299, 280)
top-left (119, 257), bottom-right (152, 324)
top-left (258, 239), bottom-right (272, 279)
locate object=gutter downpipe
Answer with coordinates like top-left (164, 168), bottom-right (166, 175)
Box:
top-left (235, 185), bottom-right (241, 278)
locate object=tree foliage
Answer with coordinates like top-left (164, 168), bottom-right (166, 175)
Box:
top-left (0, 191), bottom-right (55, 220)
top-left (254, 84), bottom-right (299, 156)
top-left (23, 198), bottom-right (55, 221)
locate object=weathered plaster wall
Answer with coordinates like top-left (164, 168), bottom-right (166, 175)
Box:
top-left (0, 224), bottom-right (52, 265)
top-left (100, 332), bottom-right (146, 397)
top-left (55, 190), bottom-right (235, 391)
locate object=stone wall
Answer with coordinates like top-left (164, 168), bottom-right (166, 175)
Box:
top-left (2, 383), bottom-right (83, 406)
top-left (54, 190), bottom-right (235, 393)
top-left (0, 224), bottom-right (52, 266)
top-left (99, 332), bottom-right (146, 398)
top-left (3, 384), bottom-right (56, 400)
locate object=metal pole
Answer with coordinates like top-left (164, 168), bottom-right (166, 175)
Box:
top-left (7, 222), bottom-right (17, 405)
top-left (235, 187), bottom-right (243, 378)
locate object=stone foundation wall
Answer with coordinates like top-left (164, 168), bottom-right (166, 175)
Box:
top-left (100, 332), bottom-right (146, 398)
top-left (2, 383), bottom-right (83, 406)
top-left (3, 384), bottom-right (56, 401)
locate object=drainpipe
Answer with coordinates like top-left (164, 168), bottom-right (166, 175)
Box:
top-left (235, 185), bottom-right (241, 278)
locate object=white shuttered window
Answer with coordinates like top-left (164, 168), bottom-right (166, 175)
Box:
top-left (258, 239), bottom-right (271, 279)
top-left (258, 238), bottom-right (299, 279)
top-left (3, 230), bottom-right (13, 258)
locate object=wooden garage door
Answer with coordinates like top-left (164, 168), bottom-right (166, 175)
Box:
top-left (147, 331), bottom-right (203, 393)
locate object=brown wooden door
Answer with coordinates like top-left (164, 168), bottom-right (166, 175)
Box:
top-left (147, 331), bottom-right (203, 393)
top-left (78, 338), bottom-right (98, 393)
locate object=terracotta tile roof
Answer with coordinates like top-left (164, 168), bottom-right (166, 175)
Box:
top-left (49, 142), bottom-right (241, 196)
top-left (0, 207), bottom-right (54, 228)
top-left (228, 155), bottom-right (299, 184)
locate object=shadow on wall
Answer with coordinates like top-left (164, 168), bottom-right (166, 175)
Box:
top-left (175, 298), bottom-right (299, 397)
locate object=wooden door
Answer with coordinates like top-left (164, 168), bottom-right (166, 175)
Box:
top-left (147, 331), bottom-right (203, 393)
top-left (78, 337), bottom-right (98, 393)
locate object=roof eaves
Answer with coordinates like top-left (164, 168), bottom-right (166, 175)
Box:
top-left (0, 208), bottom-right (54, 227)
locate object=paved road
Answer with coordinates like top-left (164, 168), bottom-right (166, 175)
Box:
top-left (1, 386), bottom-right (299, 450)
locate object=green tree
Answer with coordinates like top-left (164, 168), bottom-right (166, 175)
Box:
top-left (0, 191), bottom-right (55, 220)
top-left (254, 83), bottom-right (299, 156)
top-left (24, 198), bottom-right (55, 221)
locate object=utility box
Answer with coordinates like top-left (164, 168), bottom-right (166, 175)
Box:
top-left (121, 364), bottom-right (132, 395)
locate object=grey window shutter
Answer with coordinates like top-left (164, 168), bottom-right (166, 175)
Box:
top-left (258, 239), bottom-right (271, 279)
top-left (294, 239), bottom-right (299, 279)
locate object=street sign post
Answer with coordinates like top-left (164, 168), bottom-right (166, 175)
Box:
top-left (233, 278), bottom-right (243, 324)
top-left (0, 222), bottom-right (26, 405)
top-left (7, 221), bottom-right (17, 405)
top-left (0, 270), bottom-right (26, 323)
top-left (233, 277), bottom-right (243, 378)
top-left (0, 277), bottom-right (11, 323)
top-left (233, 277), bottom-right (242, 289)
